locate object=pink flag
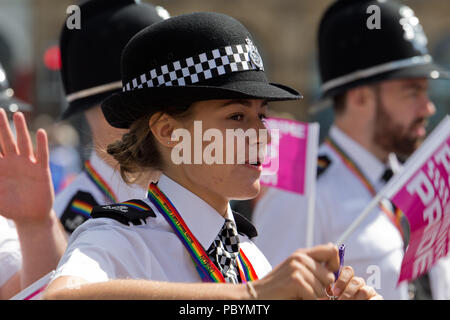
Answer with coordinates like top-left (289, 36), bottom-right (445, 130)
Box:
top-left (260, 117), bottom-right (319, 195)
top-left (384, 116), bottom-right (450, 284)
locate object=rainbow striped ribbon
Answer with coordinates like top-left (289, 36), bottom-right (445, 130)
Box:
top-left (71, 200), bottom-right (94, 218)
top-left (236, 249), bottom-right (259, 283)
top-left (325, 138), bottom-right (376, 194)
top-left (121, 200), bottom-right (151, 211)
top-left (324, 137), bottom-right (405, 239)
top-left (84, 161), bottom-right (118, 203)
top-left (317, 158), bottom-right (330, 171)
top-left (147, 183), bottom-right (258, 283)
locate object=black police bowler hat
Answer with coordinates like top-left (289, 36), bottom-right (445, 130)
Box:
top-left (318, 0), bottom-right (449, 97)
top-left (0, 62), bottom-right (31, 113)
top-left (101, 12), bottom-right (302, 129)
top-left (60, 0), bottom-right (168, 119)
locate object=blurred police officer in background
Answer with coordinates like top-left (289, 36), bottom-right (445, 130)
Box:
top-left (54, 0), bottom-right (168, 235)
top-left (253, 0), bottom-right (450, 299)
top-left (0, 0), bottom-right (169, 299)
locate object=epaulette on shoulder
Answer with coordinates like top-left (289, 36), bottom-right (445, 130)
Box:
top-left (61, 190), bottom-right (99, 234)
top-left (90, 199), bottom-right (156, 226)
top-left (317, 155), bottom-right (332, 179)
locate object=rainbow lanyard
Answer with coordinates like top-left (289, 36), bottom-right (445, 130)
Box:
top-left (325, 137), bottom-right (405, 239)
top-left (71, 199), bottom-right (94, 218)
top-left (147, 183), bottom-right (258, 283)
top-left (84, 160), bottom-right (118, 203)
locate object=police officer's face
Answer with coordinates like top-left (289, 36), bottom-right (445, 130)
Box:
top-left (372, 78), bottom-right (436, 156)
top-left (169, 99), bottom-right (270, 202)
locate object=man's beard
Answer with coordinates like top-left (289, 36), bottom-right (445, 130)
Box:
top-left (373, 94), bottom-right (427, 158)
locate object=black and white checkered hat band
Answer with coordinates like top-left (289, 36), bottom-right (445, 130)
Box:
top-left (122, 41), bottom-right (264, 92)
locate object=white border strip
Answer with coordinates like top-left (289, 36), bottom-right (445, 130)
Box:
top-left (305, 122), bottom-right (320, 248)
top-left (321, 55), bottom-right (432, 93)
top-left (10, 270), bottom-right (55, 300)
top-left (66, 81), bottom-right (122, 103)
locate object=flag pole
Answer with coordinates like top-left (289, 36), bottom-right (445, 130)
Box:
top-left (335, 191), bottom-right (385, 246)
top-left (336, 157), bottom-right (401, 246)
top-left (306, 123), bottom-right (320, 248)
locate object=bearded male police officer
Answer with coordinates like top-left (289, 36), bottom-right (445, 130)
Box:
top-left (253, 0), bottom-right (450, 299)
top-left (54, 0), bottom-right (168, 234)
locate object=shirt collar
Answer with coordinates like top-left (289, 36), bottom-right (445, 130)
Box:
top-left (154, 174), bottom-right (258, 249)
top-left (155, 174), bottom-right (231, 250)
top-left (329, 126), bottom-right (388, 187)
top-left (89, 152), bottom-right (147, 201)
top-left (388, 153), bottom-right (402, 174)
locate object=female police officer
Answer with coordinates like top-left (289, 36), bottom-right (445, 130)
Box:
top-left (37, 12), bottom-right (380, 300)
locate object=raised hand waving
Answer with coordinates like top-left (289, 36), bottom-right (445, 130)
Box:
top-left (0, 108), bottom-right (54, 225)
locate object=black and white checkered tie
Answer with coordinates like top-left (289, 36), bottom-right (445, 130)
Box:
top-left (207, 219), bottom-right (241, 283)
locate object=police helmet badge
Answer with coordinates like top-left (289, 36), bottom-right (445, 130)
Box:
top-left (399, 6), bottom-right (428, 55)
top-left (246, 38), bottom-right (264, 71)
top-left (155, 5), bottom-right (170, 20)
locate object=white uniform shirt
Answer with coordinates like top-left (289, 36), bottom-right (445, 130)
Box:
top-left (317, 127), bottom-right (450, 300)
top-left (51, 174), bottom-right (272, 285)
top-left (0, 216), bottom-right (21, 287)
top-left (53, 152), bottom-right (147, 233)
top-left (313, 126), bottom-right (408, 300)
top-left (429, 256), bottom-right (450, 299)
top-left (0, 152), bottom-right (147, 291)
top-left (253, 187), bottom-right (310, 268)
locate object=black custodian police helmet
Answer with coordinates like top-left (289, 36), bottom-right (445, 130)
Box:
top-left (318, 0), bottom-right (449, 97)
top-left (60, 0), bottom-right (169, 119)
top-left (0, 62), bottom-right (31, 113)
top-left (101, 12), bottom-right (302, 129)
